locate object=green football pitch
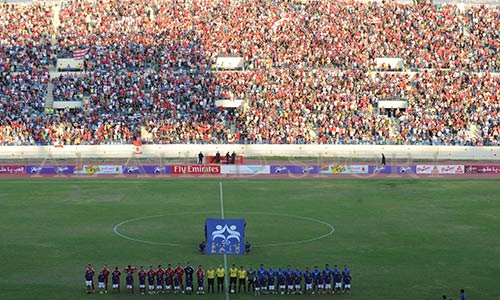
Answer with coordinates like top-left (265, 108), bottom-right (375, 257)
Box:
top-left (1, 178), bottom-right (499, 300)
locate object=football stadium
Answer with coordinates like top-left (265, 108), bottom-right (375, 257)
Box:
top-left (1, 0), bottom-right (500, 300)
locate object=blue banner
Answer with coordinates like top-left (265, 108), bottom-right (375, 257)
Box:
top-left (205, 218), bottom-right (245, 255)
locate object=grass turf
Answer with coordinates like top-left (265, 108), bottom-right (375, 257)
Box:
top-left (1, 178), bottom-right (499, 300)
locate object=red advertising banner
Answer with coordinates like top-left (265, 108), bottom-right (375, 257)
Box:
top-left (465, 165), bottom-right (500, 174)
top-left (171, 165), bottom-right (221, 175)
top-left (204, 156), bottom-right (244, 164)
top-left (0, 165), bottom-right (25, 174)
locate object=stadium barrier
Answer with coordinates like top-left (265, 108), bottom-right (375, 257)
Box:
top-left (0, 163), bottom-right (497, 177)
top-left (0, 144), bottom-right (499, 161)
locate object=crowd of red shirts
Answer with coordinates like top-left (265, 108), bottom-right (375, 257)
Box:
top-left (1, 0), bottom-right (499, 146)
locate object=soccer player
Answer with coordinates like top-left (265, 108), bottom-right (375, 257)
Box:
top-left (138, 266), bottom-right (146, 295)
top-left (317, 269), bottom-right (325, 294)
top-left (247, 265), bottom-right (256, 293)
top-left (312, 265), bottom-right (320, 294)
top-left (333, 270), bottom-right (343, 294)
top-left (257, 264), bottom-right (267, 294)
top-left (199, 241), bottom-right (206, 254)
top-left (323, 264), bottom-right (332, 294)
top-left (304, 267), bottom-right (313, 294)
top-left (237, 265), bottom-right (247, 293)
top-left (206, 266), bottom-right (215, 293)
top-left (260, 271), bottom-right (269, 295)
top-left (277, 267), bottom-right (286, 294)
top-left (343, 272), bottom-right (352, 294)
top-left (173, 273), bottom-right (181, 294)
top-left (185, 275), bottom-right (193, 294)
top-left (342, 264), bottom-right (350, 294)
top-left (268, 267), bottom-right (276, 294)
top-left (126, 271), bottom-right (134, 294)
top-left (333, 264), bottom-right (340, 277)
top-left (124, 265), bottom-right (136, 274)
top-left (184, 262), bottom-right (194, 294)
top-left (460, 289), bottom-right (466, 300)
top-left (245, 241), bottom-right (251, 254)
top-left (175, 263), bottom-right (184, 291)
top-left (156, 265), bottom-right (164, 294)
top-left (98, 272), bottom-right (105, 294)
top-left (216, 265), bottom-right (225, 293)
top-left (285, 265), bottom-right (294, 294)
top-left (100, 264), bottom-right (110, 293)
top-left (342, 264), bottom-right (350, 277)
top-left (84, 264), bottom-right (95, 294)
top-left (165, 264), bottom-right (174, 293)
top-left (254, 273), bottom-right (261, 296)
top-left (293, 267), bottom-right (302, 295)
top-left (196, 265), bottom-right (205, 294)
top-left (147, 265), bottom-right (156, 294)
top-left (124, 265), bottom-right (136, 294)
top-left (229, 264), bottom-right (238, 293)
top-left (111, 267), bottom-right (121, 293)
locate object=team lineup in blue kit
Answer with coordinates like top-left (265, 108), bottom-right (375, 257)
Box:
top-left (84, 263), bottom-right (352, 295)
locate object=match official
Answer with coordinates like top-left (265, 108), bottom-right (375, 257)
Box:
top-left (216, 265), bottom-right (225, 293)
top-left (229, 264), bottom-right (238, 293)
top-left (238, 265), bottom-right (247, 293)
top-left (207, 266), bottom-right (215, 293)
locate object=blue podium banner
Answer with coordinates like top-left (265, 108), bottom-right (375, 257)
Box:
top-left (205, 218), bottom-right (245, 255)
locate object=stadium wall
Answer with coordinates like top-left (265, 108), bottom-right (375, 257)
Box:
top-left (0, 145), bottom-right (499, 161)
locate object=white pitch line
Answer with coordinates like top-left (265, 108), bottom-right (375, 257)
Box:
top-left (219, 181), bottom-right (229, 300)
top-left (219, 181), bottom-right (225, 219)
top-left (112, 210), bottom-right (335, 247)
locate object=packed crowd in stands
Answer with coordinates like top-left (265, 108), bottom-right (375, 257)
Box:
top-left (0, 0), bottom-right (499, 146)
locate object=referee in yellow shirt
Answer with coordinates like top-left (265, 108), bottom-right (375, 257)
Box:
top-left (229, 264), bottom-right (238, 293)
top-left (216, 265), bottom-right (225, 293)
top-left (237, 265), bottom-right (247, 293)
top-left (206, 266), bottom-right (215, 293)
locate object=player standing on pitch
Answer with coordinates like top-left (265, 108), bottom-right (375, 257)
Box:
top-left (196, 265), bottom-right (205, 294)
top-left (138, 266), bottom-right (146, 295)
top-left (100, 264), bottom-right (110, 293)
top-left (268, 267), bottom-right (276, 294)
top-left (323, 264), bottom-right (332, 294)
top-left (285, 265), bottom-right (294, 294)
top-left (334, 270), bottom-right (343, 294)
top-left (155, 265), bottom-right (164, 294)
top-left (124, 265), bottom-right (136, 294)
top-left (304, 267), bottom-right (313, 294)
top-left (175, 263), bottom-right (184, 291)
top-left (247, 265), bottom-right (256, 293)
top-left (97, 272), bottom-right (105, 294)
top-left (312, 266), bottom-right (320, 294)
top-left (277, 267), bottom-right (286, 294)
top-left (111, 267), bottom-right (121, 293)
top-left (294, 267), bottom-right (302, 295)
top-left (84, 264), bottom-right (95, 294)
top-left (343, 272), bottom-right (352, 294)
top-left (147, 266), bottom-right (155, 294)
top-left (165, 264), bottom-right (174, 293)
top-left (184, 262), bottom-right (194, 294)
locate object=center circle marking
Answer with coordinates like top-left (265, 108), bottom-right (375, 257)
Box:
top-left (113, 211), bottom-right (335, 247)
